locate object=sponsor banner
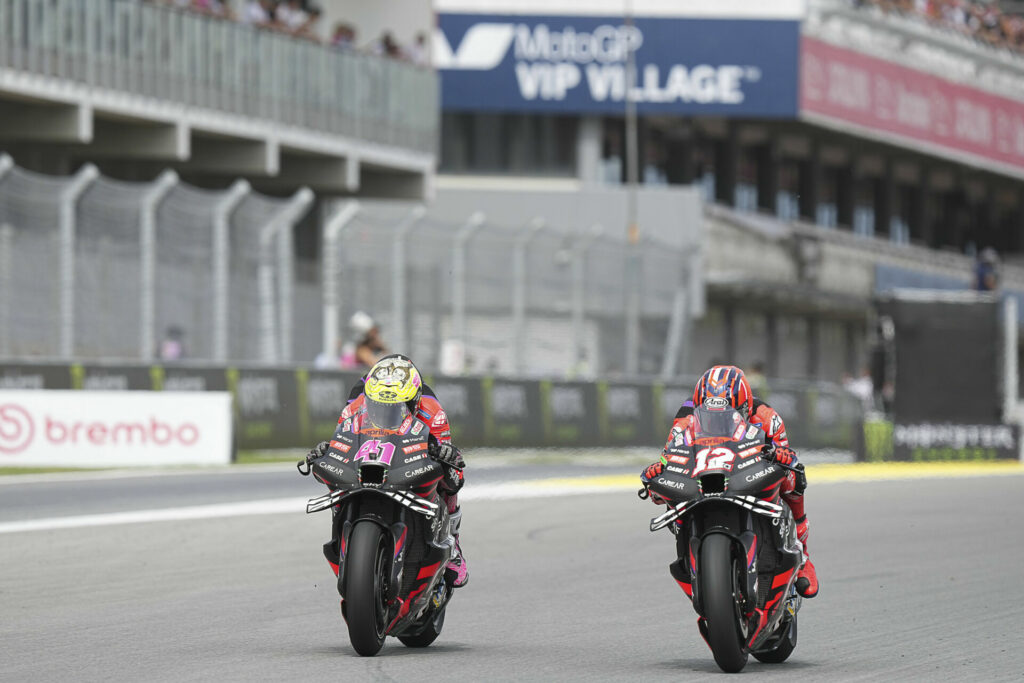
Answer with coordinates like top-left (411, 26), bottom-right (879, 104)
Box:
top-left (0, 390), bottom-right (232, 467)
top-left (227, 368), bottom-right (301, 449)
top-left (158, 366), bottom-right (229, 393)
top-left (302, 370), bottom-right (360, 442)
top-left (74, 364), bottom-right (154, 391)
top-left (891, 422), bottom-right (1019, 461)
top-left (429, 376), bottom-right (486, 444)
top-left (437, 13), bottom-right (799, 116)
top-left (0, 364), bottom-right (72, 389)
top-left (541, 380), bottom-right (600, 446)
top-left (0, 363), bottom-right (867, 453)
top-left (801, 37), bottom-right (1024, 177)
top-left (483, 378), bottom-right (544, 446)
top-left (659, 384), bottom-right (692, 430)
top-left (598, 382), bottom-right (658, 446)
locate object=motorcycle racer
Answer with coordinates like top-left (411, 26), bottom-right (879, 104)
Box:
top-left (642, 365), bottom-right (818, 598)
top-left (308, 354), bottom-right (469, 587)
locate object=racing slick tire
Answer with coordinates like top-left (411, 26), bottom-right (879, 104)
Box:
top-left (700, 534), bottom-right (749, 673)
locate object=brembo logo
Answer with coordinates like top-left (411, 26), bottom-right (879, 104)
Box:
top-left (0, 403), bottom-right (199, 454)
top-left (0, 404), bottom-right (34, 454)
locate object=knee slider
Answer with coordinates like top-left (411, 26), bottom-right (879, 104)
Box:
top-left (448, 507), bottom-right (462, 537)
top-left (793, 462), bottom-right (807, 495)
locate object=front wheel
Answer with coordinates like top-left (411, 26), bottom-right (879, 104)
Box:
top-left (398, 604), bottom-right (446, 648)
top-left (699, 534), bottom-right (749, 673)
top-left (753, 615), bottom-right (797, 664)
top-left (345, 522), bottom-right (390, 656)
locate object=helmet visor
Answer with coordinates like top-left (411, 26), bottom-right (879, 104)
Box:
top-left (365, 396), bottom-right (411, 430)
top-left (693, 406), bottom-right (745, 440)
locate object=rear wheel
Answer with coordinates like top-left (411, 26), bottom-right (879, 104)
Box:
top-left (398, 604), bottom-right (446, 648)
top-left (699, 534), bottom-right (749, 673)
top-left (345, 522), bottom-right (390, 656)
top-left (753, 615), bottom-right (797, 664)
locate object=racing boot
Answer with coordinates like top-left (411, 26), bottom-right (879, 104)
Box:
top-left (794, 515), bottom-right (818, 598)
top-left (445, 506), bottom-right (469, 588)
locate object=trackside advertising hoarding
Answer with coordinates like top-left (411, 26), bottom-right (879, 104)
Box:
top-left (0, 391), bottom-right (233, 467)
top-left (801, 37), bottom-right (1024, 178)
top-left (0, 362), bottom-right (864, 455)
top-left (436, 3), bottom-right (801, 116)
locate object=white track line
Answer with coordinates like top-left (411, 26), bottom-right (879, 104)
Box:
top-left (0, 481), bottom-right (632, 535)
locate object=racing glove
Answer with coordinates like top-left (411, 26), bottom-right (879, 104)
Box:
top-left (306, 440), bottom-right (329, 463)
top-left (641, 461), bottom-right (664, 484)
top-left (762, 443), bottom-right (798, 467)
top-left (428, 435), bottom-right (465, 470)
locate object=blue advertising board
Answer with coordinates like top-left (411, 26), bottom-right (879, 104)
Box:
top-left (436, 14), bottom-right (800, 116)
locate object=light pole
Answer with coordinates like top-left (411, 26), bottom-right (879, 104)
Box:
top-left (624, 0), bottom-right (641, 376)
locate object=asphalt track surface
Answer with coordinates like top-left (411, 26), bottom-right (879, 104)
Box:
top-left (2, 461), bottom-right (1023, 681)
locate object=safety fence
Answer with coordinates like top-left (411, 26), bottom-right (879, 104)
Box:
top-left (0, 156), bottom-right (311, 363)
top-left (0, 155), bottom-right (699, 380)
top-left (323, 203), bottom-right (696, 380)
top-left (0, 361), bottom-right (865, 454)
top-left (0, 0), bottom-right (437, 154)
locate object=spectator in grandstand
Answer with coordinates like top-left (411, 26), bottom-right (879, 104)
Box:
top-left (855, 0), bottom-right (1024, 54)
top-left (275, 0), bottom-right (308, 32)
top-left (292, 5), bottom-right (322, 41)
top-left (406, 32), bottom-right (430, 66)
top-left (349, 311), bottom-right (389, 368)
top-left (159, 326), bottom-right (186, 362)
top-left (975, 247), bottom-right (1000, 291)
top-left (240, 0), bottom-right (274, 26)
top-left (368, 31), bottom-right (403, 59)
top-left (330, 22), bottom-right (358, 50)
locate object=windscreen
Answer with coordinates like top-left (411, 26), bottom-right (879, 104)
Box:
top-left (365, 397), bottom-right (412, 430)
top-left (692, 406), bottom-right (746, 440)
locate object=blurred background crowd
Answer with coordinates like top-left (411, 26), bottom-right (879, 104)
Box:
top-left (150, 0), bottom-right (430, 64)
top-left (851, 0), bottom-right (1024, 53)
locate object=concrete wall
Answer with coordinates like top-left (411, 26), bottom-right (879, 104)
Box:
top-left (434, 179), bottom-right (704, 250)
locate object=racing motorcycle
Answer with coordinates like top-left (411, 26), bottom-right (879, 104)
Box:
top-left (640, 406), bottom-right (804, 673)
top-left (298, 414), bottom-right (456, 656)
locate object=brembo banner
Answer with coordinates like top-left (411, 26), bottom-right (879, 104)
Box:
top-left (801, 36), bottom-right (1024, 177)
top-left (435, 1), bottom-right (801, 115)
top-left (0, 391), bottom-right (233, 467)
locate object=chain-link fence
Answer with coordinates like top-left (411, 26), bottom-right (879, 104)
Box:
top-left (0, 155), bottom-right (311, 364)
top-left (323, 203), bottom-right (699, 380)
top-left (0, 155), bottom-right (699, 378)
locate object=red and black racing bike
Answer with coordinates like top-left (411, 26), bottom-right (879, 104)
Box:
top-left (641, 406), bottom-right (805, 673)
top-left (298, 417), bottom-right (456, 656)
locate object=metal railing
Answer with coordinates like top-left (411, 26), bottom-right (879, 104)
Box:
top-left (0, 0), bottom-right (438, 154)
top-left (0, 155), bottom-right (313, 363)
top-left (320, 204), bottom-right (696, 379)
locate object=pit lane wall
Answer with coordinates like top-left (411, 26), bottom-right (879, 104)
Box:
top-left (0, 362), bottom-right (862, 457)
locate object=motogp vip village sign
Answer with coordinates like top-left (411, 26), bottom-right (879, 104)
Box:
top-left (435, 12), bottom-right (800, 116)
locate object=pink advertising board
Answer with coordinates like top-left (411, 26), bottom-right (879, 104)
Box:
top-left (801, 36), bottom-right (1024, 175)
